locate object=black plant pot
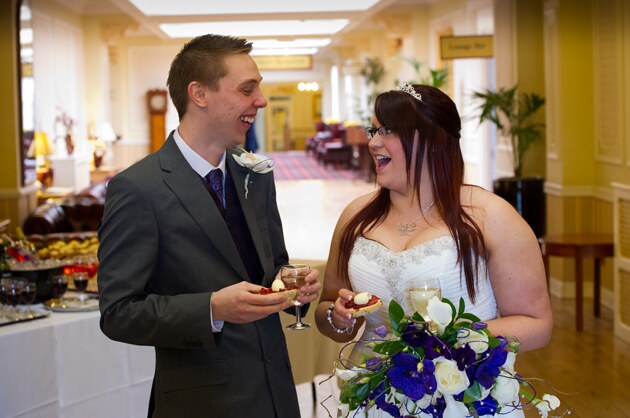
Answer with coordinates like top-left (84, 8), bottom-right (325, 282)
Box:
top-left (493, 176), bottom-right (546, 238)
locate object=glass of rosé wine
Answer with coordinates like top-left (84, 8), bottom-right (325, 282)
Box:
top-left (280, 264), bottom-right (311, 330)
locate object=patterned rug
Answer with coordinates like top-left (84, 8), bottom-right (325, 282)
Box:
top-left (262, 151), bottom-right (356, 181)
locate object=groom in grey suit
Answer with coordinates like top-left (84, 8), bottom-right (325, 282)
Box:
top-left (97, 34), bottom-right (321, 418)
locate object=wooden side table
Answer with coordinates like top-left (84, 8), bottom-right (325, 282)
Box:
top-left (37, 186), bottom-right (75, 204)
top-left (538, 233), bottom-right (614, 331)
top-left (90, 165), bottom-right (120, 184)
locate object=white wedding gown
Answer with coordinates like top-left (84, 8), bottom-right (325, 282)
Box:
top-left (344, 235), bottom-right (524, 418)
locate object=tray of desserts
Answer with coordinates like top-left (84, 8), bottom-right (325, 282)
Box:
top-left (0, 306), bottom-right (51, 327)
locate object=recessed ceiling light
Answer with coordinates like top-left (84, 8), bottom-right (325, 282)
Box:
top-left (160, 19), bottom-right (349, 38)
top-left (250, 48), bottom-right (320, 56)
top-left (129, 0), bottom-right (380, 15)
top-left (252, 39), bottom-right (332, 49)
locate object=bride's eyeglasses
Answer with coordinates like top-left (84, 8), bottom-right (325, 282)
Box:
top-left (365, 126), bottom-right (395, 140)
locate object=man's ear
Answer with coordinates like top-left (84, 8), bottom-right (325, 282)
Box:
top-left (188, 81), bottom-right (207, 108)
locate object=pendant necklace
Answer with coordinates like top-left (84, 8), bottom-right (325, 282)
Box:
top-left (395, 201), bottom-right (435, 236)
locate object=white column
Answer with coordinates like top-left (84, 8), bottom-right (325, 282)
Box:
top-left (341, 59), bottom-right (365, 122)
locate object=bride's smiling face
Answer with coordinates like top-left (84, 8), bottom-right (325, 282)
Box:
top-left (368, 118), bottom-right (415, 193)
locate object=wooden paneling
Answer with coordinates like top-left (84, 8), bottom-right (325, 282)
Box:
top-left (619, 198), bottom-right (630, 258)
top-left (613, 183), bottom-right (630, 343)
top-left (593, 0), bottom-right (625, 165)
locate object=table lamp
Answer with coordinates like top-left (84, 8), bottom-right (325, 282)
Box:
top-left (28, 131), bottom-right (54, 187)
top-left (28, 131), bottom-right (53, 167)
top-left (91, 122), bottom-right (118, 168)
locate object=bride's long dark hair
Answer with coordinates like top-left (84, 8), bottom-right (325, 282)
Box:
top-left (337, 85), bottom-right (487, 302)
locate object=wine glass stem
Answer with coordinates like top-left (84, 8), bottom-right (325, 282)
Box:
top-left (294, 303), bottom-right (303, 325)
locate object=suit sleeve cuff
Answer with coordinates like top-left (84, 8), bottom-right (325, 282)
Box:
top-left (209, 293), bottom-right (224, 333)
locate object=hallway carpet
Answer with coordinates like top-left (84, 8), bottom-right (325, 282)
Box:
top-left (263, 151), bottom-right (356, 181)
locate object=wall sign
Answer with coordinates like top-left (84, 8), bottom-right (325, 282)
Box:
top-left (440, 35), bottom-right (493, 59)
top-left (253, 55), bottom-right (312, 71)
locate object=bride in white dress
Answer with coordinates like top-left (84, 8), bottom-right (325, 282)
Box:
top-left (315, 84), bottom-right (552, 418)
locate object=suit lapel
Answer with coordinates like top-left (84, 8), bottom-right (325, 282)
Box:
top-left (227, 150), bottom-right (272, 278)
top-left (159, 137), bottom-right (248, 279)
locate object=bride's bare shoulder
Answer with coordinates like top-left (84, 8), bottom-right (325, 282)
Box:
top-left (338, 191), bottom-right (378, 222)
top-left (461, 184), bottom-right (531, 230)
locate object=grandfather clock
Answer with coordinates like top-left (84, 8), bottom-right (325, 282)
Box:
top-left (147, 89), bottom-right (168, 152)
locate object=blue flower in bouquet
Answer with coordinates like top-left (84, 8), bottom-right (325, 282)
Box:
top-left (332, 297), bottom-right (562, 418)
top-left (453, 344), bottom-right (476, 373)
top-left (424, 335), bottom-right (451, 360)
top-left (387, 353), bottom-right (436, 400)
top-left (475, 347), bottom-right (508, 388)
top-left (400, 323), bottom-right (427, 347)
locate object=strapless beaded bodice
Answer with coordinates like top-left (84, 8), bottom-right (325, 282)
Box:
top-left (348, 235), bottom-right (498, 333)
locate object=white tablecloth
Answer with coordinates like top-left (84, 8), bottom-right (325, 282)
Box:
top-left (0, 306), bottom-right (154, 418)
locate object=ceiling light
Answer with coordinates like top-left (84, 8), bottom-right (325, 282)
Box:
top-left (129, 0), bottom-right (379, 15)
top-left (252, 39), bottom-right (331, 49)
top-left (160, 19), bottom-right (349, 38)
top-left (298, 82), bottom-right (320, 92)
top-left (251, 48), bottom-right (319, 56)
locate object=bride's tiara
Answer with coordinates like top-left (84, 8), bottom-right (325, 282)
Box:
top-left (397, 83), bottom-right (422, 102)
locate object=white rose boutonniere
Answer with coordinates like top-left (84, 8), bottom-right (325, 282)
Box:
top-left (232, 151), bottom-right (275, 198)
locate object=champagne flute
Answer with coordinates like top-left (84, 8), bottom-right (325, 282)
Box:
top-left (280, 263), bottom-right (311, 330)
top-left (407, 278), bottom-right (441, 327)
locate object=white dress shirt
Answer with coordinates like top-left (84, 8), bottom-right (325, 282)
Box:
top-left (173, 128), bottom-right (225, 332)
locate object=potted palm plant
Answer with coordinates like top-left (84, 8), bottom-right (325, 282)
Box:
top-left (360, 56), bottom-right (386, 115)
top-left (398, 57), bottom-right (449, 89)
top-left (472, 85), bottom-right (546, 237)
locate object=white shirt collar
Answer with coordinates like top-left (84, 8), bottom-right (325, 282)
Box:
top-left (173, 128), bottom-right (226, 178)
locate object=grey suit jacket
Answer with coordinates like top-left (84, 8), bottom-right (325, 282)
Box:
top-left (97, 134), bottom-right (299, 417)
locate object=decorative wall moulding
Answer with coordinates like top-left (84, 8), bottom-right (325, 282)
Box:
top-left (544, 182), bottom-right (613, 202)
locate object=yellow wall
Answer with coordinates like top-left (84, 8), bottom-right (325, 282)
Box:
top-left (0, 0), bottom-right (21, 190)
top-left (543, 0), bottom-right (630, 306)
top-left (548, 0), bottom-right (628, 189)
top-left (261, 82), bottom-right (321, 151)
top-left (557, 0), bottom-right (595, 186)
top-left (0, 0), bottom-right (39, 229)
top-left (516, 0), bottom-right (546, 177)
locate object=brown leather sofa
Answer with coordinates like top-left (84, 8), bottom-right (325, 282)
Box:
top-left (23, 181), bottom-right (108, 235)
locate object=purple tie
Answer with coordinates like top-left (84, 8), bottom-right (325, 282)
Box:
top-left (206, 169), bottom-right (224, 206)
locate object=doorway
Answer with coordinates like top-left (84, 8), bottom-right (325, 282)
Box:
top-left (262, 82), bottom-right (322, 152)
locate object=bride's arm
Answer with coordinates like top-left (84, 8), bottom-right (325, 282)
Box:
top-left (475, 188), bottom-right (553, 352)
top-left (315, 197), bottom-right (368, 342)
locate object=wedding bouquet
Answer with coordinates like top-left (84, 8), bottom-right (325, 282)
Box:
top-left (334, 297), bottom-right (561, 418)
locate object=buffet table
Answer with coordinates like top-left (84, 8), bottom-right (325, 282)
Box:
top-left (0, 306), bottom-right (154, 418)
top-left (0, 264), bottom-right (346, 417)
